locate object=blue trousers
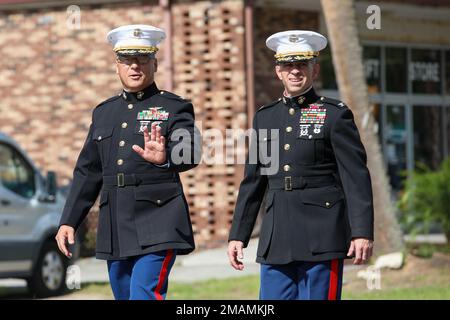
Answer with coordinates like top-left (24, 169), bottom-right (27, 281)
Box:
top-left (260, 259), bottom-right (344, 300)
top-left (107, 250), bottom-right (176, 300)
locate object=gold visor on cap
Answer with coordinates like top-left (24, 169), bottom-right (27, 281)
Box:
top-left (275, 51), bottom-right (319, 63)
top-left (114, 45), bottom-right (158, 55)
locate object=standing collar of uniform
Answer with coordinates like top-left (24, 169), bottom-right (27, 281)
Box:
top-left (281, 86), bottom-right (319, 108)
top-left (120, 82), bottom-right (159, 102)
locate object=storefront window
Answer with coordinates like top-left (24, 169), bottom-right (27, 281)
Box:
top-left (386, 47), bottom-right (407, 93)
top-left (384, 105), bottom-right (407, 190)
top-left (373, 104), bottom-right (382, 145)
top-left (446, 51), bottom-right (450, 94)
top-left (410, 49), bottom-right (441, 94)
top-left (363, 46), bottom-right (381, 94)
top-left (318, 46), bottom-right (337, 90)
top-left (413, 105), bottom-right (444, 170)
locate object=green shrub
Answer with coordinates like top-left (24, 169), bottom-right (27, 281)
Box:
top-left (397, 158), bottom-right (450, 239)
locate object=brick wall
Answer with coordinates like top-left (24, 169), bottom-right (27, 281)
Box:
top-left (0, 1), bottom-right (165, 182)
top-left (171, 0), bottom-right (247, 248)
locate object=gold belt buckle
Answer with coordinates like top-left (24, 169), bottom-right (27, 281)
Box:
top-left (117, 173), bottom-right (125, 187)
top-left (285, 176), bottom-right (292, 191)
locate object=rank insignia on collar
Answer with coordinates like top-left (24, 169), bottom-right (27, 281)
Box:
top-left (137, 107), bottom-right (169, 121)
top-left (137, 91), bottom-right (144, 99)
top-left (299, 108), bottom-right (326, 124)
top-left (297, 96), bottom-right (305, 104)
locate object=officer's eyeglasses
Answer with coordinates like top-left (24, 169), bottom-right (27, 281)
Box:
top-left (117, 55), bottom-right (153, 65)
top-left (279, 61), bottom-right (311, 69)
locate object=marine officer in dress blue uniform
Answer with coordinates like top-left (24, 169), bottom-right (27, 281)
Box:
top-left (227, 30), bottom-right (375, 300)
top-left (55, 25), bottom-right (200, 300)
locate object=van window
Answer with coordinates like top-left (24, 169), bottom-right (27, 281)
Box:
top-left (0, 143), bottom-right (35, 198)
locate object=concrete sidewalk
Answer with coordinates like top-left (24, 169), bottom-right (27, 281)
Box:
top-left (172, 238), bottom-right (260, 283)
top-left (0, 238), bottom-right (260, 288)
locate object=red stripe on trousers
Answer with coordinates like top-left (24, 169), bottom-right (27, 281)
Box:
top-left (154, 249), bottom-right (173, 300)
top-left (328, 259), bottom-right (339, 300)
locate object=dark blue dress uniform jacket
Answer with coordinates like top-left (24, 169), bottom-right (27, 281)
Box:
top-left (59, 83), bottom-right (199, 260)
top-left (229, 87), bottom-right (374, 264)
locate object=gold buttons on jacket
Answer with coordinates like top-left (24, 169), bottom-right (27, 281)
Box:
top-left (128, 104), bottom-right (133, 110)
top-left (119, 141), bottom-right (125, 147)
top-left (284, 144), bottom-right (290, 151)
top-left (289, 108), bottom-right (295, 115)
top-left (286, 126), bottom-right (292, 133)
top-left (121, 122), bottom-right (128, 129)
top-left (157, 199), bottom-right (162, 205)
top-left (117, 159), bottom-right (124, 165)
top-left (97, 136), bottom-right (102, 141)
top-left (325, 202), bottom-right (331, 207)
top-left (283, 164), bottom-right (290, 172)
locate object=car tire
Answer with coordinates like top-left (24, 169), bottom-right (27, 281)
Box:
top-left (27, 241), bottom-right (69, 298)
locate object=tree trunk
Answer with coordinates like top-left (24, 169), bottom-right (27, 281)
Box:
top-left (320, 0), bottom-right (404, 255)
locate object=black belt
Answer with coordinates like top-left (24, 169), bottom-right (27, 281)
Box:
top-left (268, 175), bottom-right (336, 191)
top-left (103, 173), bottom-right (178, 187)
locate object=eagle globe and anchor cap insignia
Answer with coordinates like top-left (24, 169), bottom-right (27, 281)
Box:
top-left (133, 28), bottom-right (143, 38)
top-left (289, 34), bottom-right (301, 43)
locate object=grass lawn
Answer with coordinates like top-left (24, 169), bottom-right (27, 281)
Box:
top-left (76, 273), bottom-right (449, 300)
top-left (342, 285), bottom-right (450, 300)
top-left (73, 276), bottom-right (260, 300)
top-left (168, 276), bottom-right (260, 300)
top-left (169, 274), bottom-right (450, 300)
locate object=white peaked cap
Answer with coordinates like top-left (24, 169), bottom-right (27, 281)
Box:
top-left (107, 24), bottom-right (166, 55)
top-left (266, 30), bottom-right (327, 63)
